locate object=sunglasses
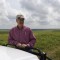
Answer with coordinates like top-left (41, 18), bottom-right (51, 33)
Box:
top-left (17, 17), bottom-right (24, 21)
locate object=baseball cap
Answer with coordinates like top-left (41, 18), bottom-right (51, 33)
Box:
top-left (16, 14), bottom-right (25, 20)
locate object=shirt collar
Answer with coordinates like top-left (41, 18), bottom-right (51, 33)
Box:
top-left (17, 25), bottom-right (25, 30)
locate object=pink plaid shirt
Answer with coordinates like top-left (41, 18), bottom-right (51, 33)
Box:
top-left (8, 26), bottom-right (36, 47)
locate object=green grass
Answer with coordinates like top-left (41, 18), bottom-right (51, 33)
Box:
top-left (0, 30), bottom-right (60, 60)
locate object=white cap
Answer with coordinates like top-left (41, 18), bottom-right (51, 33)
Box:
top-left (16, 14), bottom-right (24, 19)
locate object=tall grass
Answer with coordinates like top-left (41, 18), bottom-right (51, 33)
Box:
top-left (0, 30), bottom-right (60, 60)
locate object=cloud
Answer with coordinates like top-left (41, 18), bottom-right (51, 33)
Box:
top-left (0, 0), bottom-right (9, 25)
top-left (0, 0), bottom-right (20, 29)
top-left (0, 0), bottom-right (60, 29)
top-left (20, 0), bottom-right (60, 29)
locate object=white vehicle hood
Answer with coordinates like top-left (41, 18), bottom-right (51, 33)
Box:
top-left (0, 46), bottom-right (39, 60)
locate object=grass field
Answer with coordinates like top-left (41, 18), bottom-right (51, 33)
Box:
top-left (0, 29), bottom-right (60, 60)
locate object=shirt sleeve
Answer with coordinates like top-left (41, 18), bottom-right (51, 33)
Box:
top-left (8, 30), bottom-right (18, 46)
top-left (28, 29), bottom-right (36, 47)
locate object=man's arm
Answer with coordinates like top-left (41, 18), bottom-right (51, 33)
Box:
top-left (8, 30), bottom-right (18, 46)
top-left (28, 29), bottom-right (36, 47)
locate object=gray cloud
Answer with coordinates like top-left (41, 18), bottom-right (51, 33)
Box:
top-left (20, 0), bottom-right (60, 28)
top-left (42, 0), bottom-right (60, 13)
top-left (0, 0), bottom-right (60, 29)
top-left (0, 0), bottom-right (19, 29)
top-left (20, 0), bottom-right (49, 25)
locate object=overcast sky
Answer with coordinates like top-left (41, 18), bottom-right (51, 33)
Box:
top-left (0, 0), bottom-right (60, 29)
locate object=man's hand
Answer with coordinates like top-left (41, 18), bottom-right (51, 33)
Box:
top-left (16, 43), bottom-right (22, 47)
top-left (22, 44), bottom-right (30, 48)
top-left (16, 43), bottom-right (30, 48)
top-left (21, 44), bottom-right (27, 48)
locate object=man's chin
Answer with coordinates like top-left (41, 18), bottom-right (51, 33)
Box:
top-left (18, 26), bottom-right (24, 29)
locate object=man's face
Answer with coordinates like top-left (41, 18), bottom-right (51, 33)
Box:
top-left (16, 18), bottom-right (24, 28)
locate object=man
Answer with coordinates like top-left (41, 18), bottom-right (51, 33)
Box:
top-left (8, 14), bottom-right (36, 50)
